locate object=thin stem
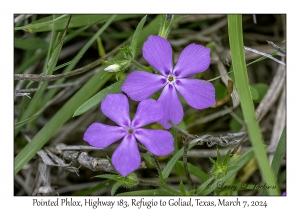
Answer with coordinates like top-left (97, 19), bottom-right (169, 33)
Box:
top-left (15, 81), bottom-right (81, 93)
top-left (131, 60), bottom-right (152, 72)
top-left (183, 137), bottom-right (193, 190)
top-left (151, 154), bottom-right (163, 181)
top-left (138, 180), bottom-right (160, 186)
top-left (170, 121), bottom-right (195, 139)
top-left (172, 127), bottom-right (178, 152)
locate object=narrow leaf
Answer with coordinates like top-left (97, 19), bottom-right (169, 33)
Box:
top-left (179, 180), bottom-right (186, 195)
top-left (53, 56), bottom-right (82, 71)
top-left (72, 180), bottom-right (113, 196)
top-left (217, 149), bottom-right (222, 165)
top-left (177, 161), bottom-right (209, 182)
top-left (15, 14), bottom-right (142, 33)
top-left (223, 149), bottom-right (232, 166)
top-left (73, 80), bottom-right (124, 117)
top-left (271, 126), bottom-right (286, 178)
top-left (162, 142), bottom-right (198, 180)
top-left (14, 112), bottom-right (41, 130)
top-left (228, 14), bottom-right (279, 195)
top-left (130, 15), bottom-right (147, 58)
top-left (14, 37), bottom-right (48, 50)
top-left (111, 182), bottom-right (123, 196)
top-left (94, 174), bottom-right (121, 181)
top-left (262, 126), bottom-right (286, 195)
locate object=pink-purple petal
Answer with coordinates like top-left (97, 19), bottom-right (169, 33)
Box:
top-left (134, 128), bottom-right (174, 156)
top-left (157, 84), bottom-right (183, 129)
top-left (101, 93), bottom-right (131, 127)
top-left (132, 99), bottom-right (164, 128)
top-left (122, 71), bottom-right (166, 101)
top-left (83, 123), bottom-right (126, 149)
top-left (143, 35), bottom-right (173, 76)
top-left (175, 78), bottom-right (216, 109)
top-left (112, 134), bottom-right (141, 176)
top-left (173, 44), bottom-right (211, 78)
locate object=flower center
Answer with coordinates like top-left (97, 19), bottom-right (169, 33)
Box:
top-left (128, 128), bottom-right (134, 134)
top-left (168, 76), bottom-right (174, 82)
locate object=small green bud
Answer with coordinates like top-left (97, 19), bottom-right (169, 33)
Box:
top-left (122, 173), bottom-right (138, 188)
top-left (211, 164), bottom-right (228, 179)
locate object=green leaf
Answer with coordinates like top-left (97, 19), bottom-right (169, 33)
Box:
top-left (250, 86), bottom-right (259, 101)
top-left (209, 157), bottom-right (217, 165)
top-left (111, 182), bottom-right (123, 196)
top-left (14, 37), bottom-right (48, 50)
top-left (216, 149), bottom-right (222, 165)
top-left (179, 180), bottom-right (186, 195)
top-left (73, 80), bottom-right (124, 117)
top-left (14, 112), bottom-right (41, 130)
top-left (223, 149), bottom-right (232, 166)
top-left (15, 14), bottom-right (143, 33)
top-left (177, 161), bottom-right (209, 182)
top-left (162, 141), bottom-right (198, 180)
top-left (229, 108), bottom-right (243, 132)
top-left (251, 83), bottom-right (269, 103)
top-left (262, 126), bottom-right (286, 195)
top-left (53, 56), bottom-right (82, 71)
top-left (186, 189), bottom-right (196, 196)
top-left (271, 126), bottom-right (286, 176)
top-left (94, 174), bottom-right (121, 181)
top-left (130, 15), bottom-right (147, 58)
top-left (72, 180), bottom-right (113, 196)
top-left (117, 189), bottom-right (173, 196)
top-left (215, 83), bottom-right (228, 100)
top-left (198, 148), bottom-right (255, 195)
top-left (228, 14), bottom-right (279, 195)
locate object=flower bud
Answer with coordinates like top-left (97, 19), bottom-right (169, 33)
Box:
top-left (104, 64), bottom-right (120, 72)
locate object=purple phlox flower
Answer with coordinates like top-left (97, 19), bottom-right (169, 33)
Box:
top-left (282, 192), bottom-right (286, 196)
top-left (83, 93), bottom-right (174, 177)
top-left (122, 35), bottom-right (216, 129)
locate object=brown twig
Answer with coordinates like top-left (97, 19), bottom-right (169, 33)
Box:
top-left (267, 40), bottom-right (286, 54)
top-left (14, 38), bottom-right (128, 81)
top-left (256, 58), bottom-right (286, 122)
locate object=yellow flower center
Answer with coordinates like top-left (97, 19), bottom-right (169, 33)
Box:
top-left (128, 128), bottom-right (134, 134)
top-left (168, 76), bottom-right (174, 82)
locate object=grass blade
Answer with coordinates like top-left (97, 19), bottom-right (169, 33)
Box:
top-left (15, 14), bottom-right (142, 33)
top-left (130, 15), bottom-right (147, 58)
top-left (73, 80), bottom-right (124, 117)
top-left (227, 14), bottom-right (279, 195)
top-left (262, 126), bottom-right (286, 195)
top-left (162, 142), bottom-right (198, 180)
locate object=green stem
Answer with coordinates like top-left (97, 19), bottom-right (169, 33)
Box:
top-left (183, 137), bottom-right (193, 190)
top-left (227, 14), bottom-right (279, 195)
top-left (138, 180), bottom-right (160, 186)
top-left (172, 127), bottom-right (178, 152)
top-left (131, 60), bottom-right (152, 72)
top-left (151, 154), bottom-right (163, 181)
